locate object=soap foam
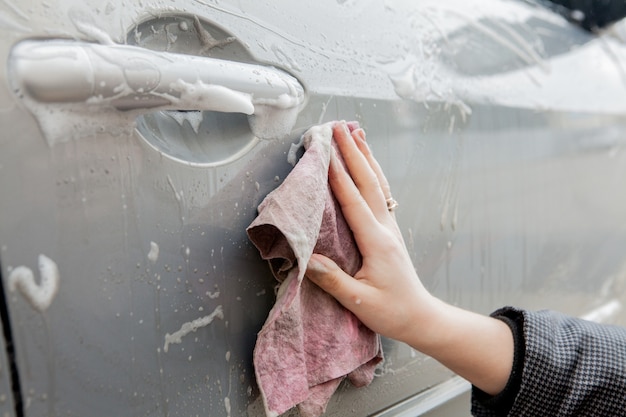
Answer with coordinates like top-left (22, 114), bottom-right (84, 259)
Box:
top-left (8, 254), bottom-right (60, 312)
top-left (163, 305), bottom-right (224, 352)
top-left (147, 241), bottom-right (159, 263)
top-left (167, 79), bottom-right (255, 115)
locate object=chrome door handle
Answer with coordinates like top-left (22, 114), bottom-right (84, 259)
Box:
top-left (9, 40), bottom-right (305, 115)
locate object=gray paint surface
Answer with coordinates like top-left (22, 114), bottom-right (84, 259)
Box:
top-left (1, 1), bottom-right (626, 416)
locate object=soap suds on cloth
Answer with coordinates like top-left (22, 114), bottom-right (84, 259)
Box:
top-left (247, 122), bottom-right (383, 417)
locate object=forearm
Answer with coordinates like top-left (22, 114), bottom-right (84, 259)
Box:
top-left (401, 296), bottom-right (514, 396)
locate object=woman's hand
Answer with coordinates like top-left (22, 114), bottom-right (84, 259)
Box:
top-left (305, 121), bottom-right (514, 396)
top-left (305, 121), bottom-right (433, 343)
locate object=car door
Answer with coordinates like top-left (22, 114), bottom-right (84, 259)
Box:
top-left (1, 1), bottom-right (626, 417)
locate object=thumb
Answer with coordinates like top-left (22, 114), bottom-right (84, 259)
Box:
top-left (306, 254), bottom-right (365, 308)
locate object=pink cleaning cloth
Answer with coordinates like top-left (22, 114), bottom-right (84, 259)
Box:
top-left (247, 122), bottom-right (383, 417)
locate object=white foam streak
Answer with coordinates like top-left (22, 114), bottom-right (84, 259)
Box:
top-left (163, 305), bottom-right (224, 352)
top-left (8, 254), bottom-right (60, 312)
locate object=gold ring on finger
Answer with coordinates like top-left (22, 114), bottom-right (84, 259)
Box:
top-left (386, 197), bottom-right (399, 212)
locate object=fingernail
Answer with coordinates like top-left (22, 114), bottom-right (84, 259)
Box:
top-left (329, 147), bottom-right (343, 176)
top-left (346, 121), bottom-right (360, 132)
top-left (340, 120), bottom-right (350, 135)
top-left (354, 128), bottom-right (366, 142)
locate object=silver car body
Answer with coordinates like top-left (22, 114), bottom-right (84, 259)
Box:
top-left (1, 0), bottom-right (626, 416)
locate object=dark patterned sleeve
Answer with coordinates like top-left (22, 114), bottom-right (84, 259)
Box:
top-left (471, 307), bottom-right (626, 417)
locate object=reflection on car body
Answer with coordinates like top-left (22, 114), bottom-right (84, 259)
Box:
top-left (1, 1), bottom-right (626, 416)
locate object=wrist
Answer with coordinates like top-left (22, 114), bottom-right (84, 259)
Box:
top-left (400, 297), bottom-right (515, 396)
top-left (397, 292), bottom-right (449, 350)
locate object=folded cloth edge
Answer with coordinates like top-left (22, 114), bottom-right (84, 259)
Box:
top-left (247, 122), bottom-right (333, 323)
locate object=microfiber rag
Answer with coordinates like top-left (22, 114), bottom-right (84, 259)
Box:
top-left (246, 122), bottom-right (383, 417)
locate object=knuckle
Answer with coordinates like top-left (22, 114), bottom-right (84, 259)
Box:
top-left (323, 271), bottom-right (343, 294)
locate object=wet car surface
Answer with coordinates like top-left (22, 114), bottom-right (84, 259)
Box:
top-left (1, 1), bottom-right (626, 416)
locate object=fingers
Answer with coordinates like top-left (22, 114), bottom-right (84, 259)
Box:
top-left (350, 127), bottom-right (397, 223)
top-left (328, 147), bottom-right (379, 241)
top-left (352, 129), bottom-right (393, 203)
top-left (332, 122), bottom-right (389, 220)
top-left (306, 254), bottom-right (371, 309)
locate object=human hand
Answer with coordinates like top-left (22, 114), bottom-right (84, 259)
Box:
top-left (305, 122), bottom-right (514, 396)
top-left (305, 121), bottom-right (434, 344)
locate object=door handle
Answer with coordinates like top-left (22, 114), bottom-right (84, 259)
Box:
top-left (9, 39), bottom-right (305, 115)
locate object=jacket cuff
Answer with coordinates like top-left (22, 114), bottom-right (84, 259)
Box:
top-left (471, 307), bottom-right (526, 415)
